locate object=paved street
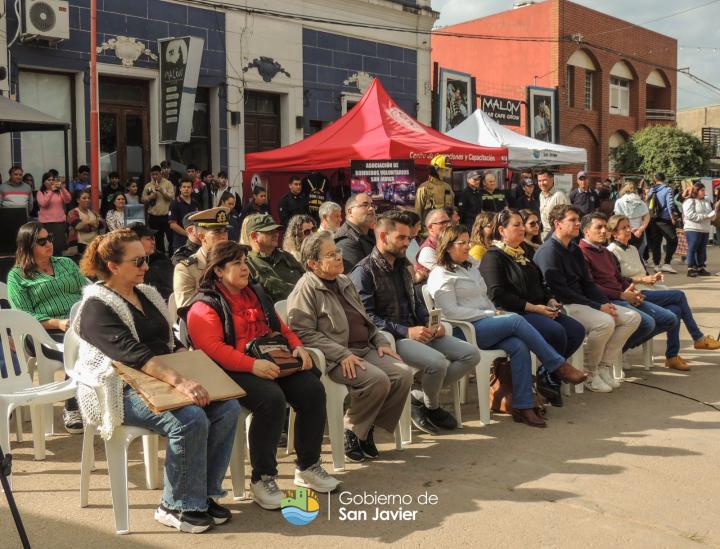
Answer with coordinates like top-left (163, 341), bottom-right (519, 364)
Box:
top-left (3, 249), bottom-right (720, 549)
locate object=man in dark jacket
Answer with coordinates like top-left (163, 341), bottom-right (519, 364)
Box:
top-left (510, 176), bottom-right (540, 212)
top-left (278, 175), bottom-right (310, 226)
top-left (569, 170), bottom-right (598, 216)
top-left (534, 204), bottom-right (640, 393)
top-left (129, 222), bottom-right (174, 299)
top-left (479, 172), bottom-right (509, 213)
top-left (455, 170), bottom-right (484, 227)
top-left (238, 185), bottom-right (270, 226)
top-left (335, 193), bottom-right (377, 273)
top-left (171, 212), bottom-right (201, 266)
top-left (349, 210), bottom-right (480, 435)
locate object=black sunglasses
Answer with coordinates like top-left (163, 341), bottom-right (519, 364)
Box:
top-left (35, 234), bottom-right (55, 246)
top-left (124, 256), bottom-right (150, 268)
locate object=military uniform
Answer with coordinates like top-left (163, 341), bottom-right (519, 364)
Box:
top-left (172, 207), bottom-right (230, 314)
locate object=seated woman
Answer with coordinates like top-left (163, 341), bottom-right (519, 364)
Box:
top-left (480, 209), bottom-right (586, 405)
top-left (7, 221), bottom-right (88, 433)
top-left (427, 224), bottom-right (587, 428)
top-left (75, 229), bottom-right (240, 534)
top-left (607, 214), bottom-right (720, 369)
top-left (287, 232), bottom-right (413, 461)
top-left (186, 240), bottom-right (339, 511)
top-left (469, 211), bottom-right (495, 261)
top-left (283, 214), bottom-right (317, 262)
top-left (519, 209), bottom-right (543, 259)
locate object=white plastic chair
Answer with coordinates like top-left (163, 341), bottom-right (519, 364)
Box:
top-left (0, 282), bottom-right (25, 442)
top-left (0, 310), bottom-right (77, 485)
top-left (275, 300), bottom-right (410, 472)
top-left (614, 340), bottom-right (654, 380)
top-left (421, 285), bottom-right (501, 425)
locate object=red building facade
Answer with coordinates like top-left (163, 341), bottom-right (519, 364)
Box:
top-left (432, 0), bottom-right (677, 177)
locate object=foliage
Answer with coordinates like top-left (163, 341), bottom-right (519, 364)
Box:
top-left (610, 126), bottom-right (711, 177)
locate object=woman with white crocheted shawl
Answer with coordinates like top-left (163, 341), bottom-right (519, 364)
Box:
top-left (73, 229), bottom-right (240, 534)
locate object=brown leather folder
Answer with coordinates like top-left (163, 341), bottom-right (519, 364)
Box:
top-left (112, 350), bottom-right (245, 414)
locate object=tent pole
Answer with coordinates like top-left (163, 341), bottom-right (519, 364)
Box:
top-left (63, 129), bottom-right (69, 183)
top-left (89, 0), bottom-right (100, 212)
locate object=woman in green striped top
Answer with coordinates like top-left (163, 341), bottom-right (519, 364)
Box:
top-left (7, 221), bottom-right (88, 432)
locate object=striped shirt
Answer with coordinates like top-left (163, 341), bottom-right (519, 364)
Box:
top-left (7, 257), bottom-right (87, 322)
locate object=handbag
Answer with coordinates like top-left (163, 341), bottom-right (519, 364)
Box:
top-left (489, 357), bottom-right (547, 415)
top-left (245, 333), bottom-right (302, 378)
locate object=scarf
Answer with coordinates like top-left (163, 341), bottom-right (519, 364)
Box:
top-left (494, 240), bottom-right (529, 265)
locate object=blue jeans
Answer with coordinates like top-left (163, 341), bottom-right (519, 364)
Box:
top-left (523, 313), bottom-right (586, 359)
top-left (613, 299), bottom-right (679, 354)
top-left (685, 230), bottom-right (709, 268)
top-left (471, 313), bottom-right (565, 409)
top-left (122, 386), bottom-right (241, 512)
top-left (642, 289), bottom-right (703, 356)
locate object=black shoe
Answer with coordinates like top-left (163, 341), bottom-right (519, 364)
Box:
top-left (410, 404), bottom-right (439, 434)
top-left (687, 268), bottom-right (698, 278)
top-left (410, 394), bottom-right (424, 408)
top-left (359, 426), bottom-right (379, 459)
top-left (426, 407), bottom-right (458, 430)
top-left (206, 499), bottom-right (232, 525)
top-left (344, 429), bottom-right (365, 462)
top-left (537, 377), bottom-right (563, 407)
top-left (697, 268), bottom-right (713, 276)
top-left (277, 430), bottom-right (288, 448)
top-left (154, 504), bottom-right (214, 533)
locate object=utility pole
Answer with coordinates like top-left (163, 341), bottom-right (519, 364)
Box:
top-left (89, 0), bottom-right (100, 211)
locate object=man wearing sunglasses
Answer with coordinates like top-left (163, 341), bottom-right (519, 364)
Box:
top-left (246, 214), bottom-right (305, 302)
top-left (173, 207), bottom-right (230, 315)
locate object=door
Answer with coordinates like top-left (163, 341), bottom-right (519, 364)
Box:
top-left (99, 78), bottom-right (151, 184)
top-left (244, 91), bottom-right (281, 153)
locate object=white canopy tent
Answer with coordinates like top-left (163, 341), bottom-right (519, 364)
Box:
top-left (447, 110), bottom-right (587, 169)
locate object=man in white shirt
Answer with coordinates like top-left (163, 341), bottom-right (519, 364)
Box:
top-left (538, 169), bottom-right (569, 239)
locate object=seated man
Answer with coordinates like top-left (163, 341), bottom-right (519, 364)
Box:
top-left (246, 213), bottom-right (305, 302)
top-left (173, 207), bottom-right (230, 315)
top-left (318, 201), bottom-right (343, 235)
top-left (534, 204), bottom-right (641, 393)
top-left (171, 212), bottom-right (201, 266)
top-left (415, 208), bottom-right (451, 279)
top-left (129, 222), bottom-right (174, 300)
top-left (350, 210), bottom-right (481, 434)
top-left (335, 193), bottom-right (376, 273)
top-left (578, 212), bottom-right (679, 367)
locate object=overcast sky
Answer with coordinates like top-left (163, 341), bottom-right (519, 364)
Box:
top-left (431, 0), bottom-right (720, 111)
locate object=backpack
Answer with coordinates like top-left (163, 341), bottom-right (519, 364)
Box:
top-left (647, 189), bottom-right (663, 219)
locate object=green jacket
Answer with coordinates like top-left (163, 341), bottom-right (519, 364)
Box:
top-left (247, 248), bottom-right (305, 302)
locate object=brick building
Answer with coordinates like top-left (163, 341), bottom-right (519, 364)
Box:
top-left (431, 0), bottom-right (677, 177)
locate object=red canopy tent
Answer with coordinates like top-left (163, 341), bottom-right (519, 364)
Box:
top-left (245, 79), bottom-right (507, 174)
top-left (243, 79), bottom-right (507, 216)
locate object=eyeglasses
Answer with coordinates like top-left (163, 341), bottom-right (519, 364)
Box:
top-left (322, 250), bottom-right (343, 260)
top-left (302, 228), bottom-right (315, 236)
top-left (451, 240), bottom-right (470, 246)
top-left (35, 234), bottom-right (54, 246)
top-left (352, 202), bottom-right (375, 210)
top-left (124, 256), bottom-right (150, 268)
top-left (430, 219), bottom-right (450, 226)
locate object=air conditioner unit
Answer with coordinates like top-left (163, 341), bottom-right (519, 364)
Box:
top-left (21, 0), bottom-right (70, 42)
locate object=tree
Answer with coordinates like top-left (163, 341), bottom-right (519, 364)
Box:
top-left (611, 126), bottom-right (711, 177)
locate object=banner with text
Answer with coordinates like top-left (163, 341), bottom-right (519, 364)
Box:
top-left (351, 160), bottom-right (415, 209)
top-left (159, 36), bottom-right (205, 143)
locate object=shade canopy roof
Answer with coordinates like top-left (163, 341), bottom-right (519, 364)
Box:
top-left (0, 95), bottom-right (70, 134)
top-left (447, 110), bottom-right (587, 169)
top-left (244, 79), bottom-right (507, 173)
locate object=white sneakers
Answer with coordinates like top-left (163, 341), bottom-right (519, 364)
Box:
top-left (660, 264), bottom-right (678, 274)
top-left (294, 461), bottom-right (340, 493)
top-left (598, 366), bottom-right (621, 389)
top-left (585, 368), bottom-right (614, 393)
top-left (250, 475), bottom-right (284, 510)
top-left (252, 463), bottom-right (340, 510)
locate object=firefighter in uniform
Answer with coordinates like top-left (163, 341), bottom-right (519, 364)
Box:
top-left (415, 155), bottom-right (455, 222)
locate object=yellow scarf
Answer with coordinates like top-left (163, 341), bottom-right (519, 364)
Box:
top-left (494, 240), bottom-right (529, 265)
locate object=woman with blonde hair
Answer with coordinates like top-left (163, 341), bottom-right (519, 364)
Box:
top-left (282, 214), bottom-right (317, 262)
top-left (469, 211), bottom-right (496, 261)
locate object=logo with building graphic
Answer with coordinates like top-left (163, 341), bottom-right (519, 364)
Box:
top-left (280, 487), bottom-right (320, 526)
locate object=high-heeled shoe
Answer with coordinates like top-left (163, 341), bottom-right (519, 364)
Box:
top-left (512, 408), bottom-right (547, 428)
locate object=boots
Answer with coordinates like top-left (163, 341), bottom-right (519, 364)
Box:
top-left (554, 362), bottom-right (589, 385)
top-left (512, 408), bottom-right (547, 428)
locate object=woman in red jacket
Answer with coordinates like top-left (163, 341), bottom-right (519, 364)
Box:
top-left (187, 241), bottom-right (339, 511)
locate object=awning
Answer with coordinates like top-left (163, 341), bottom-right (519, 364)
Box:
top-left (0, 95), bottom-right (70, 134)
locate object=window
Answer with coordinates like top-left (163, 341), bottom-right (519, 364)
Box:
top-left (18, 71), bottom-right (75, 180)
top-left (566, 66), bottom-right (575, 107)
top-left (609, 77), bottom-right (630, 116)
top-left (584, 71), bottom-right (593, 110)
top-left (169, 87), bottom-right (211, 171)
